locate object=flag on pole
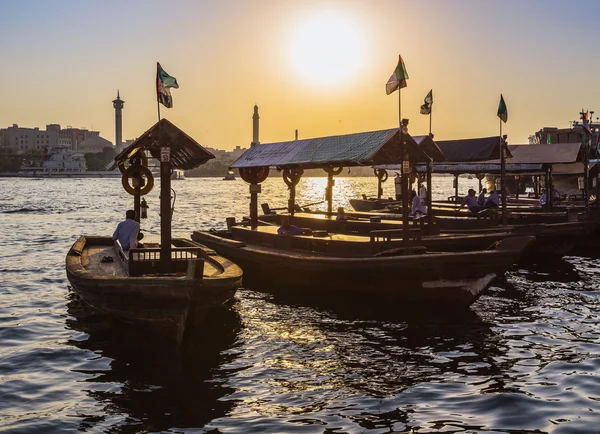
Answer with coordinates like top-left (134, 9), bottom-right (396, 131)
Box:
top-left (420, 89), bottom-right (433, 115)
top-left (156, 62), bottom-right (179, 108)
top-left (497, 94), bottom-right (508, 123)
top-left (385, 55), bottom-right (409, 95)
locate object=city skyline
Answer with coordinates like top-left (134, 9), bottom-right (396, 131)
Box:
top-left (2, 0), bottom-right (600, 151)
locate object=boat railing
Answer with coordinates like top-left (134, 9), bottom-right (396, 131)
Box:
top-left (114, 240), bottom-right (205, 277)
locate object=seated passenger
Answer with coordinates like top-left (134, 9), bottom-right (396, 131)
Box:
top-left (277, 217), bottom-right (303, 236)
top-left (477, 188), bottom-right (487, 206)
top-left (539, 190), bottom-right (547, 206)
top-left (336, 206), bottom-right (348, 221)
top-left (112, 209), bottom-right (140, 250)
top-left (483, 190), bottom-right (499, 209)
top-left (459, 188), bottom-right (482, 213)
top-left (410, 190), bottom-right (427, 216)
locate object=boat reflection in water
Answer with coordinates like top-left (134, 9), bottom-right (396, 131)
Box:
top-left (65, 292), bottom-right (242, 432)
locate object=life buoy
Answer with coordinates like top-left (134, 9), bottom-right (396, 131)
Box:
top-left (283, 168), bottom-right (304, 188)
top-left (324, 166), bottom-right (343, 176)
top-left (239, 166), bottom-right (269, 184)
top-left (374, 168), bottom-right (388, 183)
top-left (118, 151), bottom-right (149, 175)
top-left (121, 165), bottom-right (154, 196)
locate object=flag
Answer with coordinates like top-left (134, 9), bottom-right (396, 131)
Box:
top-left (385, 55), bottom-right (409, 95)
top-left (547, 134), bottom-right (552, 144)
top-left (156, 62), bottom-right (179, 108)
top-left (420, 89), bottom-right (433, 115)
top-left (497, 94), bottom-right (508, 123)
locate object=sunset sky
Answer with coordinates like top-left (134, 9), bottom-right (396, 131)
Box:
top-left (2, 0), bottom-right (600, 150)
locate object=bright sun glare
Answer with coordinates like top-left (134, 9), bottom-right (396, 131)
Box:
top-left (288, 11), bottom-right (366, 88)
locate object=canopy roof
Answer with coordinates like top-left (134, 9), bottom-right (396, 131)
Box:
top-left (505, 143), bottom-right (582, 164)
top-left (230, 129), bottom-right (444, 170)
top-left (435, 136), bottom-right (511, 162)
top-left (109, 118), bottom-right (214, 170)
top-left (412, 142), bottom-right (583, 175)
top-left (413, 163), bottom-right (543, 175)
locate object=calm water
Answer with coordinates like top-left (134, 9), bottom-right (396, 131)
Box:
top-left (1, 176), bottom-right (600, 433)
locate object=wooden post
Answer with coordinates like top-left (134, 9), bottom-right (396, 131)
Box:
top-left (250, 183), bottom-right (259, 228)
top-left (160, 146), bottom-right (172, 272)
top-left (288, 183), bottom-right (296, 215)
top-left (454, 174), bottom-right (459, 201)
top-left (584, 138), bottom-right (590, 213)
top-left (377, 176), bottom-right (383, 199)
top-left (400, 131), bottom-right (409, 247)
top-left (500, 137), bottom-right (507, 226)
top-left (547, 164), bottom-right (553, 211)
top-left (426, 160), bottom-right (433, 232)
top-left (134, 193), bottom-right (140, 223)
top-left (326, 171), bottom-right (334, 215)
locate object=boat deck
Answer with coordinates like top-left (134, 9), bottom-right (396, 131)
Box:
top-left (81, 242), bottom-right (224, 279)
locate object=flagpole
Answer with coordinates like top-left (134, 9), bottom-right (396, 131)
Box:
top-left (429, 110), bottom-right (432, 136)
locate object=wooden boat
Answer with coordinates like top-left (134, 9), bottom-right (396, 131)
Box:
top-left (66, 236), bottom-right (241, 343)
top-left (196, 124), bottom-right (536, 307)
top-left (223, 170), bottom-right (236, 180)
top-left (66, 119), bottom-right (242, 343)
top-left (349, 196), bottom-right (400, 212)
top-left (192, 226), bottom-right (534, 307)
top-left (256, 210), bottom-right (593, 260)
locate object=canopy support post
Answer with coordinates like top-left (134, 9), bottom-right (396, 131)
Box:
top-left (454, 174), bottom-right (458, 200)
top-left (426, 160), bottom-right (433, 233)
top-left (326, 171), bottom-right (334, 215)
top-left (250, 184), bottom-right (259, 229)
top-left (160, 147), bottom-right (172, 272)
top-left (500, 136), bottom-right (507, 226)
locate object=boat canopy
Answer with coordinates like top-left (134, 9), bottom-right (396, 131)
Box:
top-left (109, 118), bottom-right (215, 170)
top-left (229, 129), bottom-right (445, 170)
top-left (413, 163), bottom-right (543, 175)
top-left (410, 142), bottom-right (583, 175)
top-left (436, 136), bottom-right (512, 162)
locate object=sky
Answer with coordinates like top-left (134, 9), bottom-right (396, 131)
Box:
top-left (2, 0), bottom-right (600, 150)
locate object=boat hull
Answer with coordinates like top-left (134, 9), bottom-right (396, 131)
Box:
top-left (66, 236), bottom-right (242, 343)
top-left (191, 230), bottom-right (534, 308)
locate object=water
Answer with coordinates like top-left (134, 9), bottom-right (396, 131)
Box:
top-left (1, 176), bottom-right (600, 433)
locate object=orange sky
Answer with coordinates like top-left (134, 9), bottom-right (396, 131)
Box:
top-left (2, 0), bottom-right (600, 150)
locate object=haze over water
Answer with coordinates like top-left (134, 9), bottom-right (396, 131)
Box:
top-left (1, 176), bottom-right (600, 433)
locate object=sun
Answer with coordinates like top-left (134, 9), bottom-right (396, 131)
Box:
top-left (288, 11), bottom-right (366, 88)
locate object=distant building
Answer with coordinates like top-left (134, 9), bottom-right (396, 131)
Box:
top-left (0, 123), bottom-right (113, 154)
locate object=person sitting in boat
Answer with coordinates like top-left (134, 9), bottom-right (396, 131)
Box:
top-left (277, 217), bottom-right (303, 236)
top-left (483, 190), bottom-right (499, 209)
top-left (112, 210), bottom-right (141, 250)
top-left (477, 188), bottom-right (487, 206)
top-left (459, 189), bottom-right (482, 213)
top-left (336, 206), bottom-right (348, 221)
top-left (410, 190), bottom-right (427, 217)
top-left (539, 190), bottom-right (547, 205)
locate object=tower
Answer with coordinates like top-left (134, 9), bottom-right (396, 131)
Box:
top-left (251, 104), bottom-right (259, 147)
top-left (112, 91), bottom-right (124, 152)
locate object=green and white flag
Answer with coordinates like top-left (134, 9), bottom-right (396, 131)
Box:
top-left (156, 62), bottom-right (179, 108)
top-left (420, 89), bottom-right (433, 115)
top-left (497, 94), bottom-right (508, 123)
top-left (385, 55), bottom-right (409, 95)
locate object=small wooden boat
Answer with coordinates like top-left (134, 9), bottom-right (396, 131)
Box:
top-left (192, 226), bottom-right (534, 307)
top-left (223, 170), bottom-right (236, 180)
top-left (349, 196), bottom-right (399, 212)
top-left (66, 236), bottom-right (241, 343)
top-left (66, 119), bottom-right (242, 343)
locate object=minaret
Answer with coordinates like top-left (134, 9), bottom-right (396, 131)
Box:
top-left (112, 91), bottom-right (124, 152)
top-left (251, 104), bottom-right (259, 147)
